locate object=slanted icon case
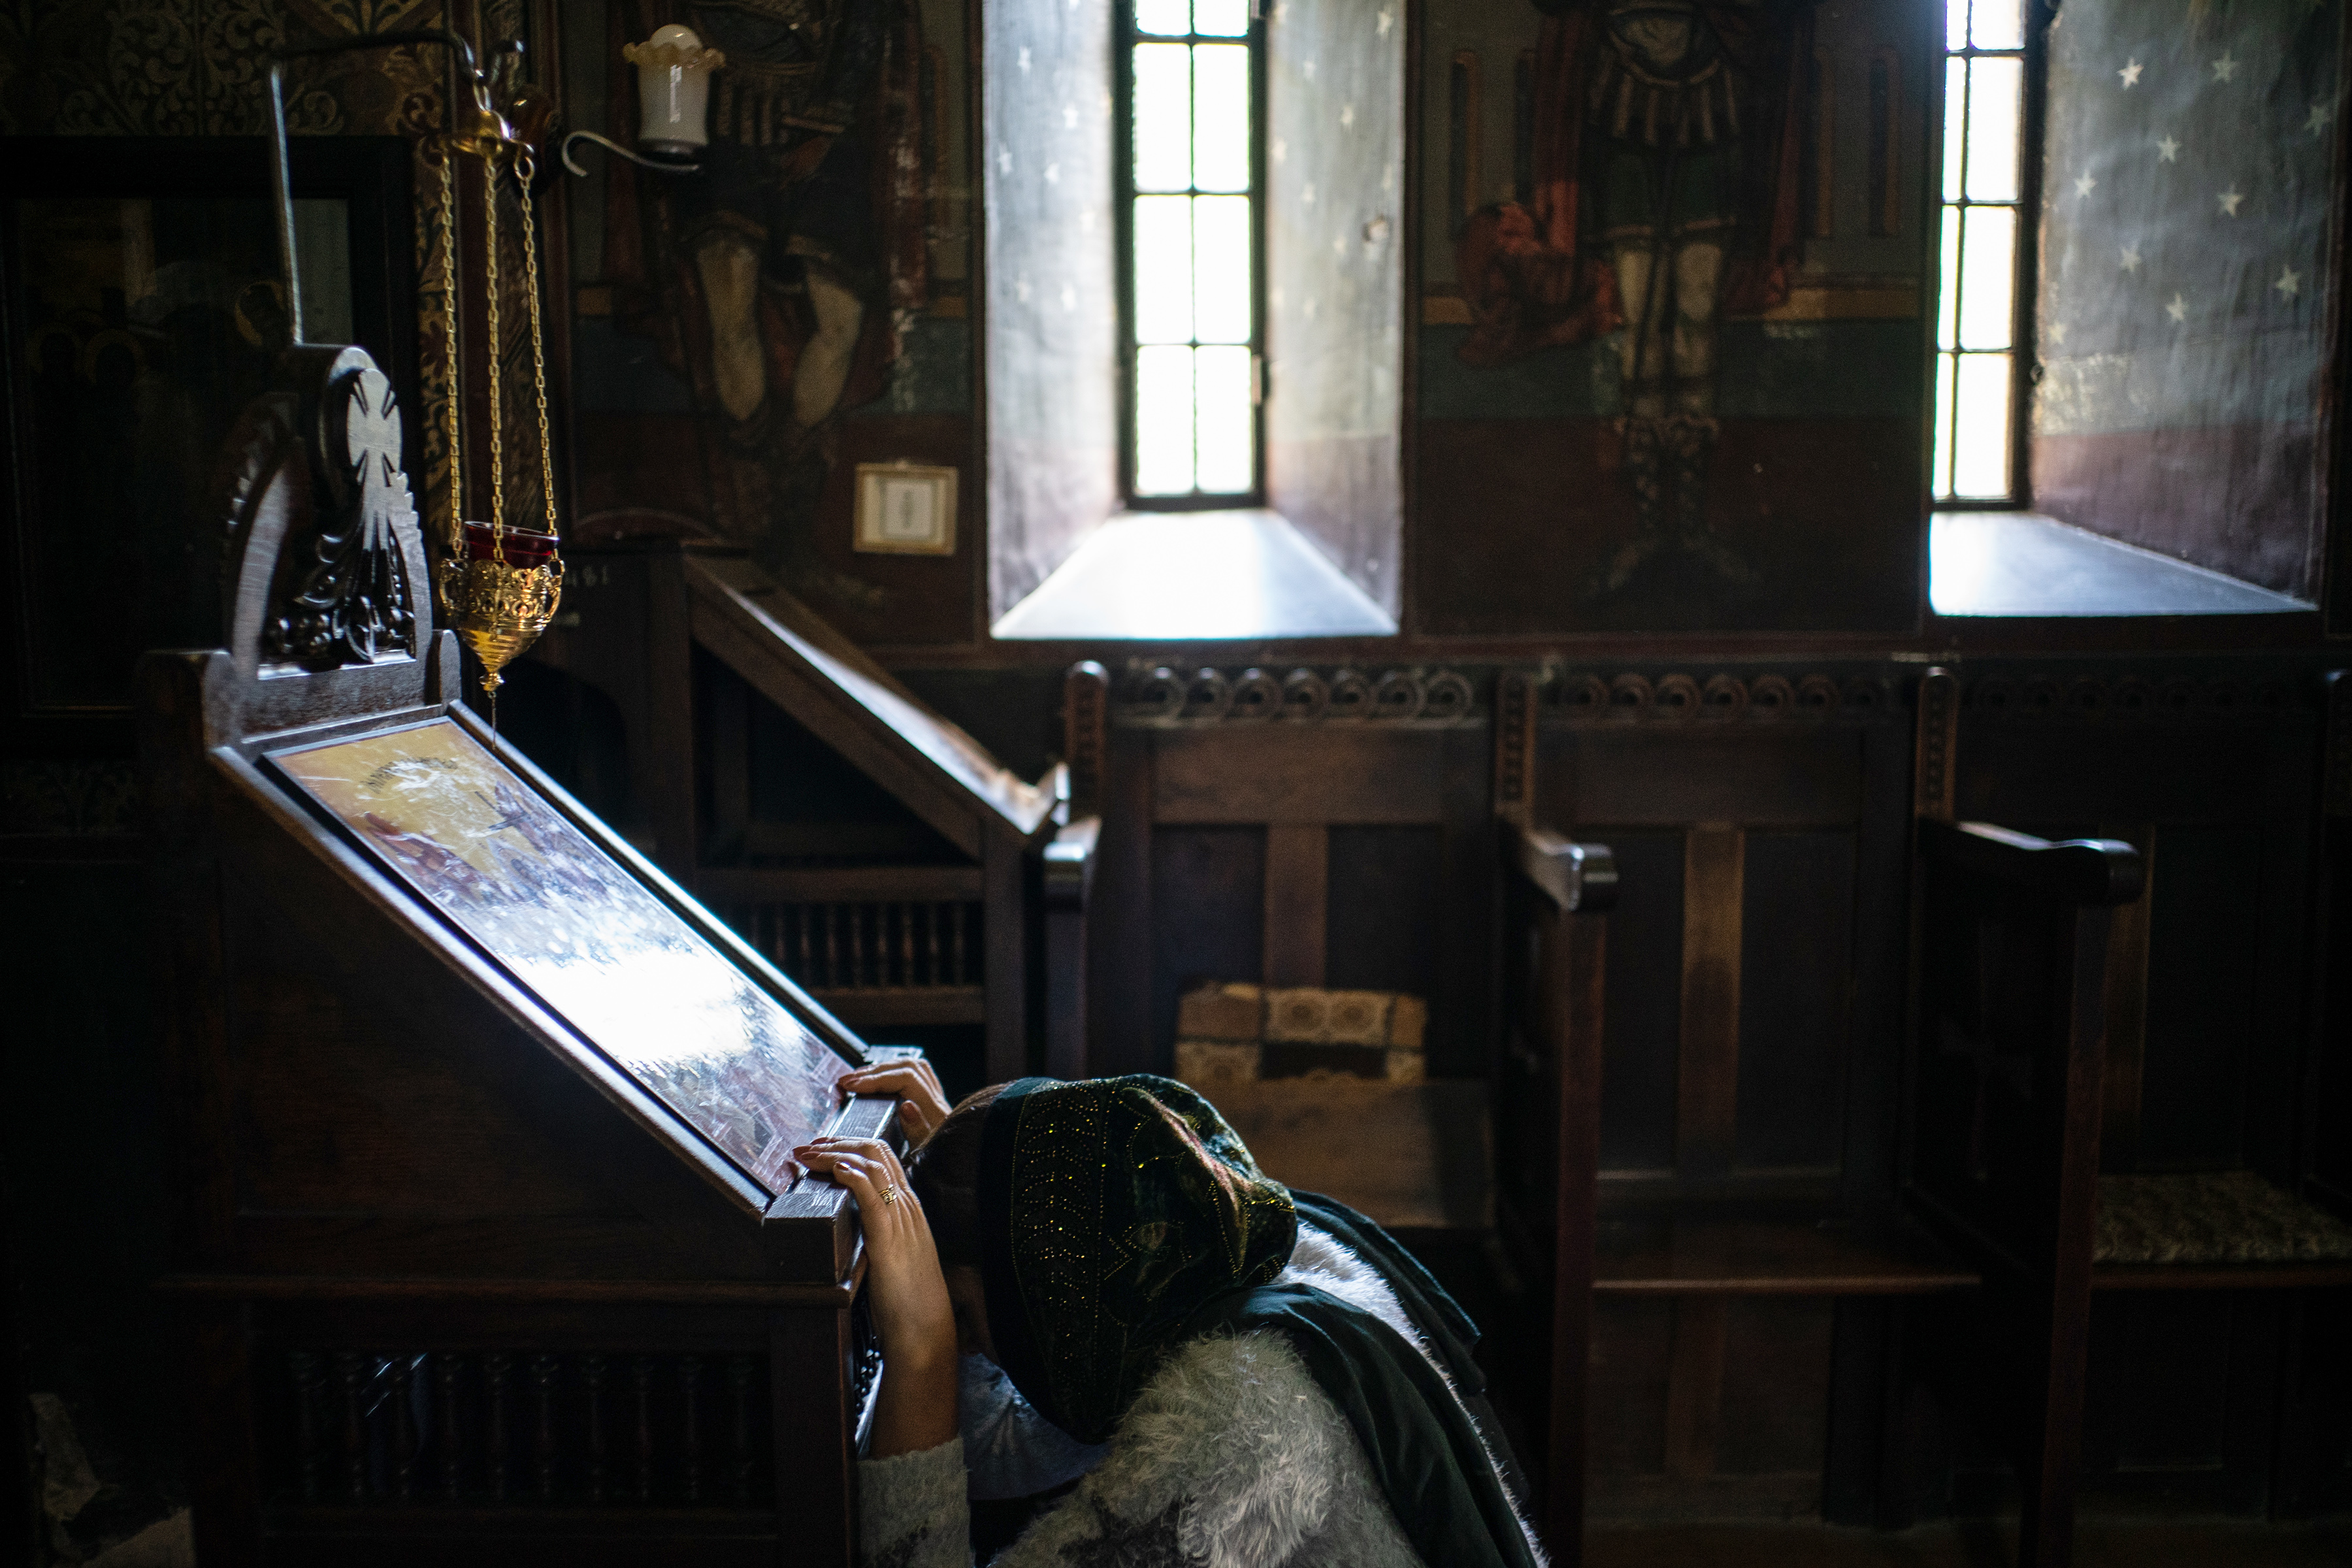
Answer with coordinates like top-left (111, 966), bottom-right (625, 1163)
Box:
top-left (270, 717), bottom-right (852, 1194)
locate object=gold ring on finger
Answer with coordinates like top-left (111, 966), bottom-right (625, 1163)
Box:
top-left (879, 1183), bottom-right (900, 1207)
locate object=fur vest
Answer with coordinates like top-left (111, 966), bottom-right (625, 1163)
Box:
top-left (856, 1226), bottom-right (1545, 1568)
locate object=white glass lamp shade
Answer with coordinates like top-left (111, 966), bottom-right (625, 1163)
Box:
top-left (624, 25), bottom-right (724, 154)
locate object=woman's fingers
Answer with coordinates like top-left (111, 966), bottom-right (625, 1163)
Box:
top-left (798, 1139), bottom-right (919, 1221)
top-left (836, 1062), bottom-right (951, 1145)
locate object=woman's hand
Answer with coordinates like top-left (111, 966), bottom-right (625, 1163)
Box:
top-left (837, 1058), bottom-right (955, 1147)
top-left (794, 1135), bottom-right (961, 1458)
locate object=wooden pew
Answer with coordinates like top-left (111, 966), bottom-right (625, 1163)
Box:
top-left (1908, 664), bottom-right (2352, 1567)
top-left (1498, 662), bottom-right (1979, 1555)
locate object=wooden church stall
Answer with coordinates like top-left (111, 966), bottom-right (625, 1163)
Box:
top-left (1906, 665), bottom-right (2352, 1568)
top-left (140, 345), bottom-right (904, 1567)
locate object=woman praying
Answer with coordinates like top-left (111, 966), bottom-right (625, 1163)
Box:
top-left (806, 1065), bottom-right (1545, 1568)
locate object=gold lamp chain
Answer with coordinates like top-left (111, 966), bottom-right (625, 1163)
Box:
top-left (437, 140), bottom-right (463, 557)
top-left (515, 148), bottom-right (558, 540)
top-left (483, 147), bottom-right (505, 559)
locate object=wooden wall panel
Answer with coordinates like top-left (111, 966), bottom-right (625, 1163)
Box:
top-left (1676, 830), bottom-right (1746, 1180)
top-left (1591, 831), bottom-right (1686, 1174)
top-left (1263, 826), bottom-right (1331, 988)
top-left (1152, 728), bottom-right (1446, 825)
top-left (2140, 825), bottom-right (2265, 1169)
top-left (1736, 831), bottom-right (1858, 1173)
top-left (1590, 1298), bottom-right (1673, 1478)
top-left (1718, 1298), bottom-right (1837, 1476)
top-left (1557, 731), bottom-right (1866, 830)
top-left (1326, 826), bottom-right (1445, 1007)
top-left (1150, 827), bottom-right (1268, 1068)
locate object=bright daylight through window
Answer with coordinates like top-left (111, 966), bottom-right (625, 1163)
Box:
top-left (1129, 0), bottom-right (1259, 501)
top-left (1935, 0), bottom-right (2025, 501)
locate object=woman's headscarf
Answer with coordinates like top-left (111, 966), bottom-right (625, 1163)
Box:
top-left (976, 1075), bottom-right (1541, 1568)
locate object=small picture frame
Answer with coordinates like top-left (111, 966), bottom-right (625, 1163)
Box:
top-left (854, 462), bottom-right (959, 555)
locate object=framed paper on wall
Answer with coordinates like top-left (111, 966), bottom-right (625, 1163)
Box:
top-left (0, 137), bottom-right (416, 755)
top-left (853, 461), bottom-right (958, 556)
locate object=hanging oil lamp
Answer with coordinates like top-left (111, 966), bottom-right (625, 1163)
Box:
top-left (429, 50), bottom-right (564, 712)
top-left (270, 30), bottom-right (565, 716)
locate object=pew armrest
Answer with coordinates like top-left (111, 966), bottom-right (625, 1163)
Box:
top-left (1512, 823), bottom-right (1618, 913)
top-left (1045, 815), bottom-right (1100, 909)
top-left (1918, 818), bottom-right (2144, 906)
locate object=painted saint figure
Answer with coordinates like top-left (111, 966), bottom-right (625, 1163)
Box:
top-left (608, 0), bottom-right (928, 604)
top-left (1458, 0), bottom-right (1810, 598)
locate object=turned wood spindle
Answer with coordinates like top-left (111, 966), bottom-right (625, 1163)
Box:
top-left (485, 1352), bottom-right (512, 1503)
top-left (583, 1354), bottom-right (608, 1504)
top-left (289, 1351), bottom-right (326, 1503)
top-left (728, 1356), bottom-right (755, 1505)
top-left (680, 1356), bottom-right (704, 1504)
top-left (389, 1354), bottom-right (419, 1503)
top-left (436, 1353), bottom-right (465, 1502)
top-left (532, 1354), bottom-right (560, 1501)
top-left (633, 1357), bottom-right (656, 1503)
top-left (335, 1352), bottom-right (367, 1502)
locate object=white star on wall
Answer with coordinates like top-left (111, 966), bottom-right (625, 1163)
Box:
top-left (1377, 8), bottom-right (1393, 35)
top-left (2219, 188), bottom-right (2246, 216)
top-left (2310, 102), bottom-right (2336, 135)
top-left (2157, 135), bottom-right (2181, 162)
top-left (2049, 321), bottom-right (2069, 344)
top-left (2212, 50), bottom-right (2240, 82)
top-left (2167, 293), bottom-right (2189, 321)
top-left (2076, 171), bottom-right (2099, 197)
top-left (2276, 265), bottom-right (2303, 297)
top-left (2120, 244), bottom-right (2142, 272)
top-left (2119, 57), bottom-right (2144, 87)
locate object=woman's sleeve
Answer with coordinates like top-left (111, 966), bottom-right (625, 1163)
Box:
top-left (857, 1436), bottom-right (973, 1568)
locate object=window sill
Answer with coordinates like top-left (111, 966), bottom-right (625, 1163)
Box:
top-left (1929, 512), bottom-right (2314, 618)
top-left (989, 510), bottom-right (1399, 641)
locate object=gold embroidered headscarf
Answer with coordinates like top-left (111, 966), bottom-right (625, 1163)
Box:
top-left (975, 1075), bottom-right (1298, 1444)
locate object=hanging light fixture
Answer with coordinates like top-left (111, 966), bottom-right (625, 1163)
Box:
top-left (269, 27), bottom-right (567, 715)
top-left (561, 24), bottom-right (725, 175)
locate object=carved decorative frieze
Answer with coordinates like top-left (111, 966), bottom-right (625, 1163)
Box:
top-left (1547, 669), bottom-right (1893, 724)
top-left (1117, 665), bottom-right (1484, 724)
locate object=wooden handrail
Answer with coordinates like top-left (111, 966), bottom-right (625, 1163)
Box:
top-left (1512, 823), bottom-right (1619, 913)
top-left (1918, 819), bottom-right (2144, 907)
top-left (1045, 815), bottom-right (1101, 907)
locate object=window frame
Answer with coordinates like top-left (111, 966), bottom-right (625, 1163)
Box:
top-left (1113, 1), bottom-right (1271, 512)
top-left (1930, 0), bottom-right (2050, 511)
